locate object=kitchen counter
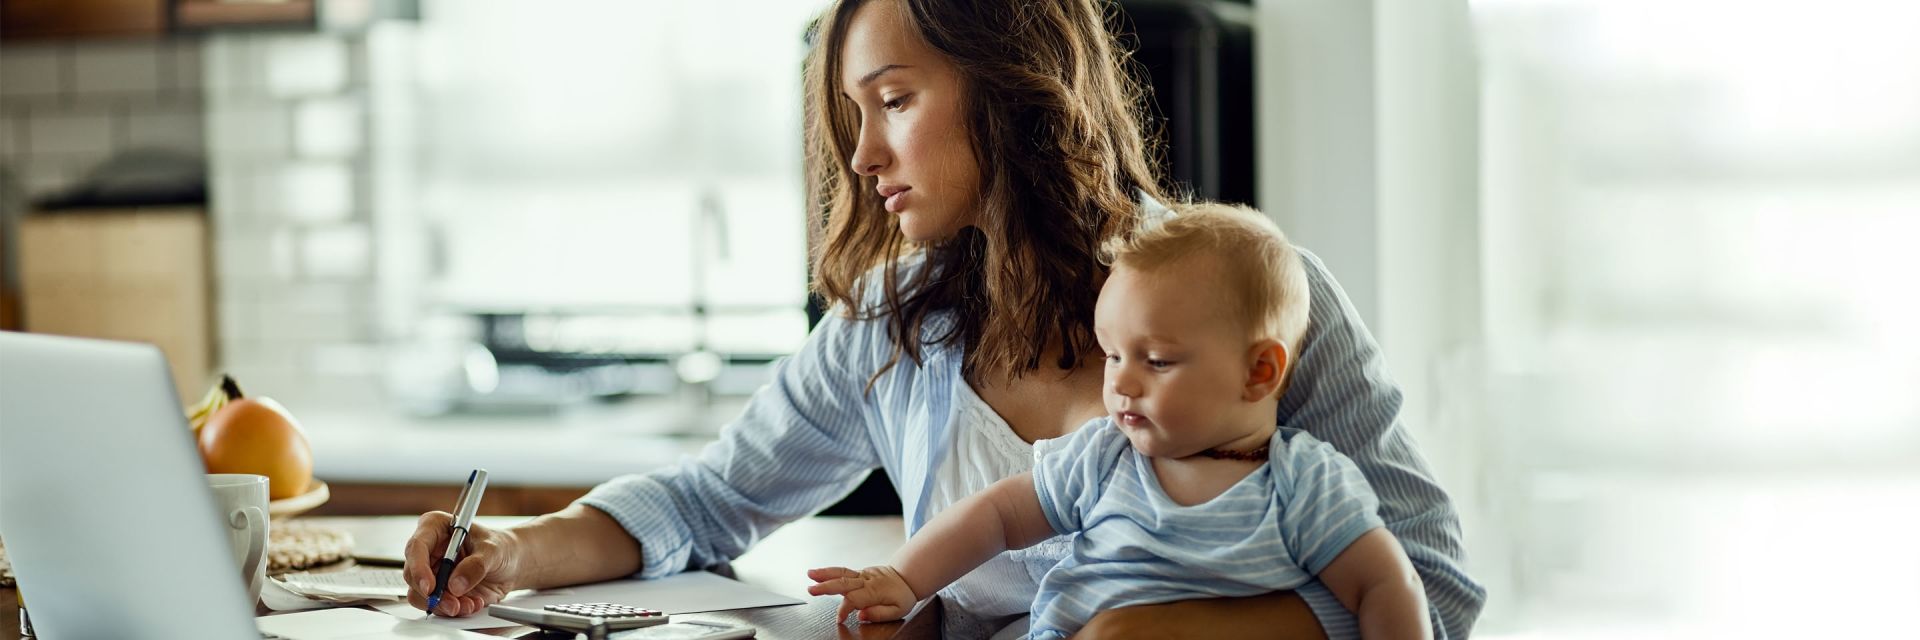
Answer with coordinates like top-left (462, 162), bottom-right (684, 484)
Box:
top-left (295, 396), bottom-right (749, 488)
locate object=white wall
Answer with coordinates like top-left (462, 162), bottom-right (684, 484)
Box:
top-left (1253, 0), bottom-right (1381, 327)
top-left (1253, 0), bottom-right (1483, 464)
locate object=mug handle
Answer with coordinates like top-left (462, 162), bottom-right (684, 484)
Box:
top-left (230, 506), bottom-right (268, 591)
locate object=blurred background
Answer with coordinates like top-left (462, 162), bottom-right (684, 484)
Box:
top-left (2, 0), bottom-right (1916, 636)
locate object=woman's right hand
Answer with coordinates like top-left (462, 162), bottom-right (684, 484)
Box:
top-left (402, 511), bottom-right (524, 617)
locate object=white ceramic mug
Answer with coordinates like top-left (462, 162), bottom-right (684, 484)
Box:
top-left (207, 473), bottom-right (270, 606)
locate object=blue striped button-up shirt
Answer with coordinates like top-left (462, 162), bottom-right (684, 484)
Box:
top-left (579, 247), bottom-right (1487, 638)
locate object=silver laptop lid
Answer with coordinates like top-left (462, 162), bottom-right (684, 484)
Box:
top-left (0, 331), bottom-right (261, 640)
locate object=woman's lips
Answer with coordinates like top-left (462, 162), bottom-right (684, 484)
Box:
top-left (884, 188), bottom-right (910, 213)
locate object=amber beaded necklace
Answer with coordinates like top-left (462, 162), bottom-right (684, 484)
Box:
top-left (1198, 445), bottom-right (1270, 462)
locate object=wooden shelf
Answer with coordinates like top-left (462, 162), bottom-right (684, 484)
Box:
top-left (172, 0), bottom-right (315, 30)
top-left (1, 0), bottom-right (167, 40)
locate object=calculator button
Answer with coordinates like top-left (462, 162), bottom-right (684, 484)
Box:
top-left (544, 603), bottom-right (656, 618)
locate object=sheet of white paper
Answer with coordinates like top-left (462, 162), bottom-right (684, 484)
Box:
top-left (371, 602), bottom-right (519, 630)
top-left (260, 578), bottom-right (336, 613)
top-left (258, 608), bottom-right (499, 639)
top-left (372, 570), bottom-right (803, 629)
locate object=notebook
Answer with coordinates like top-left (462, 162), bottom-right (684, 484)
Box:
top-left (275, 569), bottom-right (410, 600)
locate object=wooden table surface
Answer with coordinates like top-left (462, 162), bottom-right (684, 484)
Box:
top-left (3, 515), bottom-right (939, 640)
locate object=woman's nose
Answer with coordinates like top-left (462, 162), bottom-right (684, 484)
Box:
top-left (849, 123), bottom-right (889, 176)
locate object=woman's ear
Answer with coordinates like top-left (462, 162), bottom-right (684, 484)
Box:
top-left (1244, 339), bottom-right (1290, 402)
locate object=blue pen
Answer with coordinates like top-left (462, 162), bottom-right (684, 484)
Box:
top-left (426, 469), bottom-right (489, 616)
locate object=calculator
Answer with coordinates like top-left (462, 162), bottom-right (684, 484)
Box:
top-left (487, 602), bottom-right (670, 635)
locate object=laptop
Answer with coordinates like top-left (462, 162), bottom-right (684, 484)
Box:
top-left (0, 332), bottom-right (489, 639)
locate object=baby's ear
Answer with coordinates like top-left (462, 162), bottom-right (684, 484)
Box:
top-left (1244, 339), bottom-right (1289, 402)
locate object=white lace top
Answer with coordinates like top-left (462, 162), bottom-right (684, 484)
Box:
top-left (929, 381), bottom-right (1072, 637)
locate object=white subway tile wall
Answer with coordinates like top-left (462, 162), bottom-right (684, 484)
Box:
top-left (276, 161), bottom-right (355, 223)
top-left (298, 224), bottom-right (372, 280)
top-left (256, 283), bottom-right (367, 342)
top-left (123, 105), bottom-right (206, 152)
top-left (293, 97), bottom-right (363, 159)
top-left (172, 41), bottom-right (204, 94)
top-left (0, 118), bottom-right (18, 162)
top-left (26, 111), bottom-right (117, 156)
top-left (263, 38), bottom-right (349, 98)
top-left (0, 45), bottom-right (65, 100)
top-left (1, 41), bottom-right (204, 202)
top-left (71, 41), bottom-right (166, 96)
top-left (205, 102), bottom-right (293, 157)
top-left (0, 33), bottom-right (390, 401)
top-left (307, 342), bottom-right (384, 378)
top-left (212, 226), bottom-right (299, 283)
top-left (202, 32), bottom-right (389, 399)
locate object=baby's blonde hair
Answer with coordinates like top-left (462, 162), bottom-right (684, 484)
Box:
top-left (1102, 202), bottom-right (1311, 355)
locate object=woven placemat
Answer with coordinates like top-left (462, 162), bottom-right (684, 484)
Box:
top-left (268, 522), bottom-right (355, 575)
top-left (0, 526), bottom-right (354, 584)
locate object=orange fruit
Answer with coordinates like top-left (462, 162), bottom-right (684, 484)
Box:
top-left (198, 398), bottom-right (314, 500)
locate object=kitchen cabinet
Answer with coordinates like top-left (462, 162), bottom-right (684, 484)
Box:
top-left (1, 0), bottom-right (412, 40)
top-left (17, 208), bottom-right (213, 404)
top-left (1, 0), bottom-right (166, 40)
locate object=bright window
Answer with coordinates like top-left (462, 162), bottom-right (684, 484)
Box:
top-left (1475, 0), bottom-right (1920, 635)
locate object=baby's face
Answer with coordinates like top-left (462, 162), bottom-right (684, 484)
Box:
top-left (1094, 260), bottom-right (1260, 458)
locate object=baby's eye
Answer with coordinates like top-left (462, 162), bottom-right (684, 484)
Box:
top-left (1146, 359), bottom-right (1173, 369)
top-left (1104, 353), bottom-right (1121, 365)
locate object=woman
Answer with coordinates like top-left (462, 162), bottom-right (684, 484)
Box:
top-left (402, 1), bottom-right (1485, 637)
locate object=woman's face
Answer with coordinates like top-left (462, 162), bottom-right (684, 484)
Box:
top-left (839, 0), bottom-right (982, 242)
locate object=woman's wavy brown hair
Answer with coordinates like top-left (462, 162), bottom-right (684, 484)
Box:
top-left (805, 0), bottom-right (1170, 385)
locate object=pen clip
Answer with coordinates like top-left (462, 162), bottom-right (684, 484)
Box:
top-left (452, 469), bottom-right (490, 528)
top-left (450, 479), bottom-right (472, 519)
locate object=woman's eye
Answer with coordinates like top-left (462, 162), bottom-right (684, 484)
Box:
top-left (882, 95), bottom-right (910, 111)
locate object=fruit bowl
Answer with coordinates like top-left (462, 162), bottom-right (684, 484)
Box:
top-left (267, 480), bottom-right (329, 520)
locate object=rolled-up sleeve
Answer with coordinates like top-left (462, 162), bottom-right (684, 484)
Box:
top-left (577, 307), bottom-right (886, 579)
top-left (1279, 248), bottom-right (1488, 639)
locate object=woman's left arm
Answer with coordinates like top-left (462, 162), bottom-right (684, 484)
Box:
top-left (1081, 248), bottom-right (1487, 640)
top-left (1270, 248), bottom-right (1486, 640)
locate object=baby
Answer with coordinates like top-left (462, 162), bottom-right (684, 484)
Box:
top-left (807, 203), bottom-right (1431, 639)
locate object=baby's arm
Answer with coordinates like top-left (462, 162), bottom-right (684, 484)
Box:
top-left (807, 471), bottom-right (1056, 622)
top-left (1316, 527), bottom-right (1433, 640)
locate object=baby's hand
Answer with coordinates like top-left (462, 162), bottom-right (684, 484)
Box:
top-left (806, 565), bottom-right (919, 623)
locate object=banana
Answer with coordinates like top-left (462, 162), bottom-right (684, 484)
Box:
top-left (186, 385), bottom-right (223, 432)
top-left (186, 374), bottom-right (246, 433)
